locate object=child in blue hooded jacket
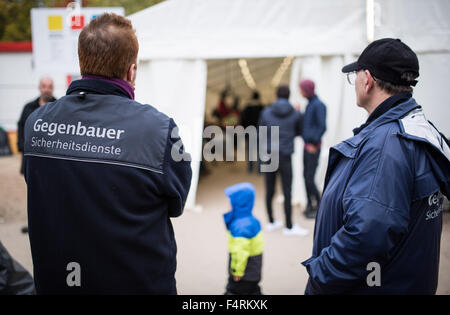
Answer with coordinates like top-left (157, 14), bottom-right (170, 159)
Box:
top-left (223, 182), bottom-right (264, 295)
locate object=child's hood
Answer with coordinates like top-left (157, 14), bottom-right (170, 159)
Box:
top-left (223, 182), bottom-right (255, 227)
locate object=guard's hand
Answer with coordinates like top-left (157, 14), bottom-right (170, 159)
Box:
top-left (233, 276), bottom-right (242, 282)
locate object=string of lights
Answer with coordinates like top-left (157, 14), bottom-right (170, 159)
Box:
top-left (271, 56), bottom-right (294, 87)
top-left (238, 59), bottom-right (257, 90)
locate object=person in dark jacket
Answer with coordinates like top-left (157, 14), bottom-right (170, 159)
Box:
top-left (17, 77), bottom-right (56, 235)
top-left (303, 38), bottom-right (450, 295)
top-left (259, 85), bottom-right (308, 236)
top-left (223, 183), bottom-right (263, 295)
top-left (299, 79), bottom-right (326, 219)
top-left (241, 91), bottom-right (264, 173)
top-left (23, 13), bottom-right (192, 294)
top-left (0, 241), bottom-right (35, 295)
top-left (17, 77), bottom-right (56, 174)
top-left (0, 126), bottom-right (12, 156)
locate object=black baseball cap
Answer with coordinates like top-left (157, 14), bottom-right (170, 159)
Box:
top-left (342, 38), bottom-right (419, 86)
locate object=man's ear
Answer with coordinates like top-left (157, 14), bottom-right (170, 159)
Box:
top-left (364, 70), bottom-right (375, 93)
top-left (127, 63), bottom-right (137, 87)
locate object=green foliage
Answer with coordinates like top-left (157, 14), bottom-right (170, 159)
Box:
top-left (0, 0), bottom-right (40, 41)
top-left (0, 0), bottom-right (166, 42)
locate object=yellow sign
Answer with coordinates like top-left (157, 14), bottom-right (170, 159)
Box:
top-left (48, 15), bottom-right (63, 31)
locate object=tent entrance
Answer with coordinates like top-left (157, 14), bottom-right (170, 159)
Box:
top-left (205, 57), bottom-right (293, 112)
top-left (197, 57), bottom-right (294, 205)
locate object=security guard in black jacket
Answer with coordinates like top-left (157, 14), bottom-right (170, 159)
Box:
top-left (23, 13), bottom-right (192, 294)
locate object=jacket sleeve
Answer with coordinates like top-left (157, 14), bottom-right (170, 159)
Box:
top-left (311, 103), bottom-right (326, 144)
top-left (0, 241), bottom-right (35, 295)
top-left (162, 118), bottom-right (192, 218)
top-left (303, 131), bottom-right (413, 294)
top-left (17, 105), bottom-right (28, 153)
top-left (258, 110), bottom-right (267, 127)
top-left (228, 234), bottom-right (251, 277)
top-left (240, 108), bottom-right (247, 128)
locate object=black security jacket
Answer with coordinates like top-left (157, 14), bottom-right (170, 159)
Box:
top-left (24, 78), bottom-right (192, 294)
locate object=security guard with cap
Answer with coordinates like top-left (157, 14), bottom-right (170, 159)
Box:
top-left (303, 38), bottom-right (450, 294)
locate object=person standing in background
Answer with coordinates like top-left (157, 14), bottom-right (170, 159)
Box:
top-left (17, 77), bottom-right (56, 175)
top-left (17, 77), bottom-right (56, 234)
top-left (241, 91), bottom-right (264, 173)
top-left (299, 79), bottom-right (326, 219)
top-left (223, 183), bottom-right (263, 295)
top-left (259, 85), bottom-right (308, 236)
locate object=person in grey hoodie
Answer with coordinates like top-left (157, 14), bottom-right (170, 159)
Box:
top-left (259, 85), bottom-right (308, 236)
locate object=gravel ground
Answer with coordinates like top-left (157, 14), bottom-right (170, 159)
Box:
top-left (0, 154), bottom-right (449, 294)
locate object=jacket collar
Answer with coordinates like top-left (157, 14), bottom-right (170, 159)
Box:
top-left (66, 78), bottom-right (132, 99)
top-left (307, 95), bottom-right (318, 102)
top-left (346, 97), bottom-right (420, 148)
top-left (331, 97), bottom-right (420, 159)
top-left (82, 75), bottom-right (135, 100)
top-left (353, 92), bottom-right (412, 135)
top-left (32, 97), bottom-right (41, 107)
top-left (31, 96), bottom-right (56, 108)
top-left (274, 98), bottom-right (290, 105)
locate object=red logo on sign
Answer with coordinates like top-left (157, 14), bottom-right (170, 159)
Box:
top-left (71, 15), bottom-right (85, 30)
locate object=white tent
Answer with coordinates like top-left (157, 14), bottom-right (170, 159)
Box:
top-left (129, 0), bottom-right (450, 209)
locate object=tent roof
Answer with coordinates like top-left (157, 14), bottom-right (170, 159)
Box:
top-left (129, 0), bottom-right (367, 60)
top-left (129, 0), bottom-right (450, 60)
